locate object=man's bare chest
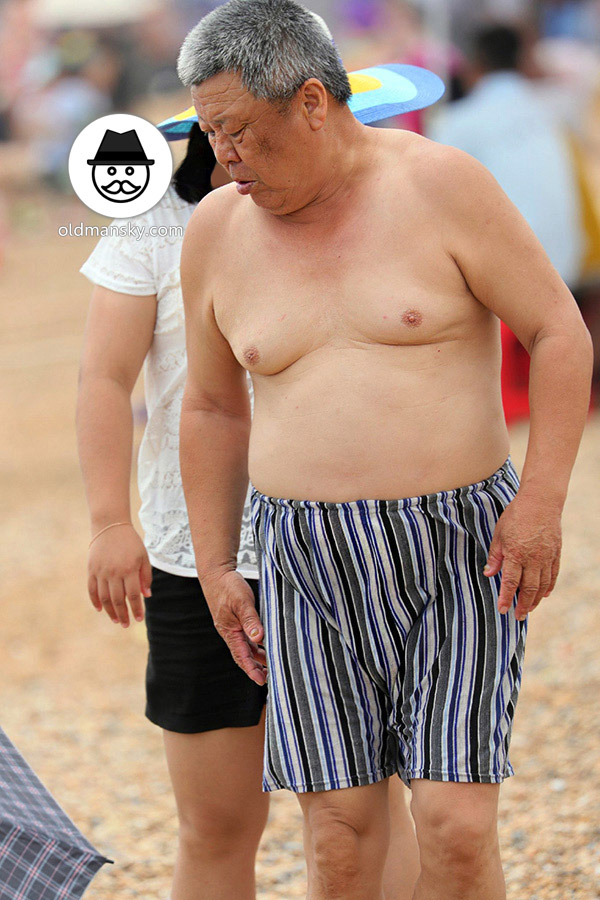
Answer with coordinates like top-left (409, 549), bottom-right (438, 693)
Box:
top-left (213, 209), bottom-right (484, 376)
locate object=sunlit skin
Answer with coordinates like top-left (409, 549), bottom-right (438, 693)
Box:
top-left (180, 70), bottom-right (591, 900)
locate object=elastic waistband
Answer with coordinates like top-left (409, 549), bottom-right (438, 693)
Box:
top-left (251, 457), bottom-right (517, 512)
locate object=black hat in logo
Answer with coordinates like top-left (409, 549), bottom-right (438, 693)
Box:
top-left (87, 129), bottom-right (155, 166)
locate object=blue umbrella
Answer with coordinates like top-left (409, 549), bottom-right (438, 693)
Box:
top-left (0, 726), bottom-right (111, 899)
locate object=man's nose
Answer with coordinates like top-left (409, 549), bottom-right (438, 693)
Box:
top-left (212, 134), bottom-right (241, 167)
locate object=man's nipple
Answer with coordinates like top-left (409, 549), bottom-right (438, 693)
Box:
top-left (401, 309), bottom-right (423, 328)
top-left (243, 346), bottom-right (260, 367)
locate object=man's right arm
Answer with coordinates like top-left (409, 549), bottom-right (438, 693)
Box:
top-left (179, 199), bottom-right (266, 685)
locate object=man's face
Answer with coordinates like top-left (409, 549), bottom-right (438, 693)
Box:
top-left (91, 163), bottom-right (150, 202)
top-left (191, 72), bottom-right (312, 214)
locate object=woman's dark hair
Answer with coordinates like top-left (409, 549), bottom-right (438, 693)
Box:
top-left (172, 121), bottom-right (218, 203)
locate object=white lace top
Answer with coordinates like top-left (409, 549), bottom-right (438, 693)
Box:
top-left (80, 185), bottom-right (258, 579)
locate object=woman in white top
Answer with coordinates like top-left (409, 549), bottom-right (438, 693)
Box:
top-left (77, 123), bottom-right (419, 900)
top-left (77, 124), bottom-right (268, 900)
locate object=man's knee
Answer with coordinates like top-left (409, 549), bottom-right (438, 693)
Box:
top-left (305, 805), bottom-right (367, 890)
top-left (411, 782), bottom-right (500, 876)
top-left (300, 780), bottom-right (390, 894)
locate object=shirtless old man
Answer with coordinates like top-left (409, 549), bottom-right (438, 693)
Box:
top-left (178, 2), bottom-right (593, 898)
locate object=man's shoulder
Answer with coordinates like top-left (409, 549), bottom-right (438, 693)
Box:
top-left (181, 185), bottom-right (249, 298)
top-left (382, 131), bottom-right (492, 203)
top-left (186, 183), bottom-right (242, 240)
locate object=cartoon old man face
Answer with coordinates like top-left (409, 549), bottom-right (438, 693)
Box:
top-left (88, 129), bottom-right (154, 203)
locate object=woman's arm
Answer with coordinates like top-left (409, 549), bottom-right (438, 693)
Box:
top-left (76, 284), bottom-right (157, 627)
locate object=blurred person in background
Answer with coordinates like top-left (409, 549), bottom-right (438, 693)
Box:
top-left (378, 1), bottom-right (465, 132)
top-left (12, 32), bottom-right (119, 191)
top-left (340, 1), bottom-right (465, 133)
top-left (76, 121), bottom-right (419, 900)
top-left (429, 23), bottom-right (583, 288)
top-left (115, 7), bottom-right (188, 106)
top-left (537, 0), bottom-right (600, 42)
top-left (0, 0), bottom-right (40, 140)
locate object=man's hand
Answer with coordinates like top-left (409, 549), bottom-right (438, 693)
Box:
top-left (484, 493), bottom-right (562, 621)
top-left (203, 570), bottom-right (267, 686)
top-left (88, 526), bottom-right (152, 627)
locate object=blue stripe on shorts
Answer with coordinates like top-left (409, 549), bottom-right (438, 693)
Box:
top-left (251, 457), bottom-right (527, 793)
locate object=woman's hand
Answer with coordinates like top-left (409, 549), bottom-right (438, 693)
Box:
top-left (88, 525), bottom-right (153, 627)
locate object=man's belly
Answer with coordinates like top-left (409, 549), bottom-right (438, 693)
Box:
top-left (248, 347), bottom-right (510, 501)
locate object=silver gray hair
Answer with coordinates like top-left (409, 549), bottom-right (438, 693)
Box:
top-left (177, 0), bottom-right (351, 105)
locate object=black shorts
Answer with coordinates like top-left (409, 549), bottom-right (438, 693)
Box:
top-left (143, 566), bottom-right (267, 734)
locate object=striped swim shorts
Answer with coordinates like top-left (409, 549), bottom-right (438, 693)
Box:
top-left (251, 457), bottom-right (527, 793)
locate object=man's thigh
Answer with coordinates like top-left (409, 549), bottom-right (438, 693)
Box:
top-left (297, 779), bottom-right (389, 826)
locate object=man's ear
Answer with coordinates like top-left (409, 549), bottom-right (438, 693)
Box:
top-left (300, 78), bottom-right (328, 131)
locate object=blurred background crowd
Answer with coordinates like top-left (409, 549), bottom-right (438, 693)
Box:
top-left (1, 0), bottom-right (599, 394)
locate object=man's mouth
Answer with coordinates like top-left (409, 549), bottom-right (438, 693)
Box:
top-left (235, 179), bottom-right (256, 196)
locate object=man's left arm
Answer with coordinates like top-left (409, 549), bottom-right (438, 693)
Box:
top-left (437, 146), bottom-right (594, 620)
